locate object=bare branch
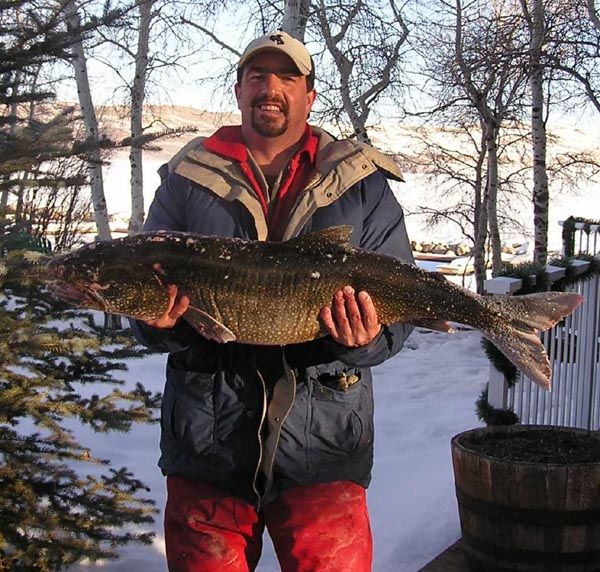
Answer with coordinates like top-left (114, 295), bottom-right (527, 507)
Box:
top-left (180, 17), bottom-right (241, 57)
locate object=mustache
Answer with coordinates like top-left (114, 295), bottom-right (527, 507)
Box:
top-left (251, 97), bottom-right (288, 113)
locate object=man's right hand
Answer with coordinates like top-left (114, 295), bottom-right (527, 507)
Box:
top-left (145, 284), bottom-right (190, 329)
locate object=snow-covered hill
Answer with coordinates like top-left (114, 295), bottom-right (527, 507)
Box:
top-left (96, 105), bottom-right (599, 252)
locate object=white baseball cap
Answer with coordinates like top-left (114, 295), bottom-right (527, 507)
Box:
top-left (238, 31), bottom-right (313, 78)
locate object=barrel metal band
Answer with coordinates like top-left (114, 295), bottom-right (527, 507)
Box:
top-left (463, 531), bottom-right (600, 565)
top-left (457, 487), bottom-right (600, 525)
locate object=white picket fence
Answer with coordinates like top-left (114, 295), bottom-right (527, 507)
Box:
top-left (485, 224), bottom-right (600, 429)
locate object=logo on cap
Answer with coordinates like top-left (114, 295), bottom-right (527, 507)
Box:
top-left (269, 33), bottom-right (285, 45)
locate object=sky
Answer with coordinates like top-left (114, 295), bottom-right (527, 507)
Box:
top-left (68, 327), bottom-right (489, 572)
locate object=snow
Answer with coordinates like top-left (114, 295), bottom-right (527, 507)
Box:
top-left (70, 327), bottom-right (488, 572)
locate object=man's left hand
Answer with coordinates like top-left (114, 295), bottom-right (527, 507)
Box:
top-left (320, 286), bottom-right (381, 347)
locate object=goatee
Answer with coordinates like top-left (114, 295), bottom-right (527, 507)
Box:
top-left (251, 97), bottom-right (289, 137)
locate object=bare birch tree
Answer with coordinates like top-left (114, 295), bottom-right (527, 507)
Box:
top-left (94, 0), bottom-right (199, 233)
top-left (455, 1), bottom-right (529, 278)
top-left (128, 0), bottom-right (155, 234)
top-left (407, 0), bottom-right (529, 290)
top-left (546, 0), bottom-right (600, 113)
top-left (313, 0), bottom-right (409, 143)
top-left (282, 0), bottom-right (312, 39)
top-left (180, 0), bottom-right (410, 144)
top-left (519, 0), bottom-right (549, 265)
top-left (517, 0), bottom-right (600, 263)
top-left (64, 0), bottom-right (112, 240)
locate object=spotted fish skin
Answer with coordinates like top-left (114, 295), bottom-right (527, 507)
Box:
top-left (47, 226), bottom-right (583, 390)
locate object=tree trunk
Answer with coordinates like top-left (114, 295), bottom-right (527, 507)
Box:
top-left (472, 131), bottom-right (487, 293)
top-left (473, 122), bottom-right (489, 294)
top-left (343, 93), bottom-right (372, 144)
top-left (486, 123), bottom-right (503, 276)
top-left (315, 0), bottom-right (372, 144)
top-left (473, 189), bottom-right (489, 295)
top-left (529, 0), bottom-right (549, 265)
top-left (282, 0), bottom-right (311, 41)
top-left (128, 0), bottom-right (154, 235)
top-left (65, 1), bottom-right (112, 240)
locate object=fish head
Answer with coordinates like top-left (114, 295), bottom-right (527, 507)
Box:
top-left (46, 238), bottom-right (165, 319)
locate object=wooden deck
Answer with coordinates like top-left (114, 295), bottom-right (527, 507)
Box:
top-left (417, 539), bottom-right (471, 572)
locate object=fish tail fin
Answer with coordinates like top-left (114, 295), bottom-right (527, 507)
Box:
top-left (482, 292), bottom-right (583, 390)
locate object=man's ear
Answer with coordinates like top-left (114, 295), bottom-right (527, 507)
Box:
top-left (306, 88), bottom-right (317, 119)
top-left (234, 83), bottom-right (241, 108)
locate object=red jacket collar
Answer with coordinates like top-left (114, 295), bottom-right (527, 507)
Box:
top-left (203, 125), bottom-right (318, 164)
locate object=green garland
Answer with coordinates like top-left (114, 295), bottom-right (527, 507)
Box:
top-left (499, 261), bottom-right (548, 293)
top-left (481, 338), bottom-right (518, 385)
top-left (562, 216), bottom-right (576, 257)
top-left (476, 253), bottom-right (600, 426)
top-left (561, 216), bottom-right (600, 258)
top-left (476, 385), bottom-right (519, 426)
top-left (549, 254), bottom-right (600, 291)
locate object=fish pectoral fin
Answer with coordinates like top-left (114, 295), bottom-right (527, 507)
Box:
top-left (152, 263), bottom-right (169, 290)
top-left (285, 225), bottom-right (353, 253)
top-left (409, 319), bottom-right (455, 333)
top-left (183, 306), bottom-right (237, 343)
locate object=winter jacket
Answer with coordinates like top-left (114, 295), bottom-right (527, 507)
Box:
top-left (130, 126), bottom-right (415, 508)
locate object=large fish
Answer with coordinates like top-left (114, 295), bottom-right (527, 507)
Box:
top-left (47, 226), bottom-right (582, 390)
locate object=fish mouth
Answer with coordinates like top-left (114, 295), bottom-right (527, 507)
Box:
top-left (48, 280), bottom-right (106, 310)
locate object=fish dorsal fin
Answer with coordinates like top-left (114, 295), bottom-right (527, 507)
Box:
top-left (285, 225), bottom-right (354, 253)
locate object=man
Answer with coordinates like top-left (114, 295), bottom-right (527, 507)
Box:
top-left (131, 31), bottom-right (414, 572)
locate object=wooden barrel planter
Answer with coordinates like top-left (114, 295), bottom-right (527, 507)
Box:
top-left (451, 425), bottom-right (600, 572)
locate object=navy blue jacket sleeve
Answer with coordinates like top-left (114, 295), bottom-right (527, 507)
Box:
top-left (129, 171), bottom-right (204, 353)
top-left (324, 171), bottom-right (414, 367)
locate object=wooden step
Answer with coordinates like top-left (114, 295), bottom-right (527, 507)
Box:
top-left (417, 539), bottom-right (470, 572)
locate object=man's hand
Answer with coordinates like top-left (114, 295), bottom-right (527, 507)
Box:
top-left (145, 284), bottom-right (190, 329)
top-left (319, 285), bottom-right (381, 347)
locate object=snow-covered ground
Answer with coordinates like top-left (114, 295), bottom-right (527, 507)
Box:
top-left (70, 327), bottom-right (488, 572)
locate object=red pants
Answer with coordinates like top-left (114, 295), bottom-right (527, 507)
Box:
top-left (164, 476), bottom-right (373, 572)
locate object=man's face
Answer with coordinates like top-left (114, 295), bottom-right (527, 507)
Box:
top-left (235, 51), bottom-right (316, 140)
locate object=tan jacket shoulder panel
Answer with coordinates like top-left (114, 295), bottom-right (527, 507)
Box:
top-left (166, 127), bottom-right (404, 241)
top-left (170, 136), bottom-right (268, 240)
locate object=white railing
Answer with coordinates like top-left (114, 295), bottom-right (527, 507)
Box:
top-left (485, 258), bottom-right (600, 429)
top-left (561, 221), bottom-right (600, 257)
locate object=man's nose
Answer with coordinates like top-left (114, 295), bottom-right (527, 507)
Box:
top-left (262, 73), bottom-right (281, 95)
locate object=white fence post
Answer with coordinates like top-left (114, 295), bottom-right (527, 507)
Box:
top-left (483, 276), bottom-right (522, 410)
